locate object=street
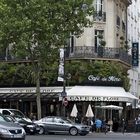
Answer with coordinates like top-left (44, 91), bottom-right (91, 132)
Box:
top-left (26, 133), bottom-right (140, 140)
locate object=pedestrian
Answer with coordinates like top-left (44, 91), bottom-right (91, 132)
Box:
top-left (95, 118), bottom-right (102, 132)
top-left (90, 118), bottom-right (95, 132)
top-left (135, 115), bottom-right (140, 132)
top-left (113, 118), bottom-right (119, 132)
top-left (102, 119), bottom-right (107, 132)
top-left (108, 119), bottom-right (113, 132)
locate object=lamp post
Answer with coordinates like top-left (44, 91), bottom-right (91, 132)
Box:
top-left (58, 38), bottom-right (70, 117)
top-left (60, 44), bottom-right (68, 117)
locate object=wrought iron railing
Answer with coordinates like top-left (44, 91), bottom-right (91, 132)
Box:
top-left (66, 46), bottom-right (132, 66)
top-left (0, 46), bottom-right (131, 66)
top-left (93, 11), bottom-right (106, 22)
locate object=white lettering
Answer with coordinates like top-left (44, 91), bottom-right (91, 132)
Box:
top-left (68, 96), bottom-right (119, 101)
top-left (88, 75), bottom-right (121, 82)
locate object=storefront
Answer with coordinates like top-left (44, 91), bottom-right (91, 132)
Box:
top-left (0, 87), bottom-right (69, 117)
top-left (0, 85), bottom-right (137, 120)
top-left (59, 86), bottom-right (138, 121)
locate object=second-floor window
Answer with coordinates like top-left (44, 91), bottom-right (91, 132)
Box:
top-left (94, 0), bottom-right (103, 12)
top-left (94, 30), bottom-right (104, 53)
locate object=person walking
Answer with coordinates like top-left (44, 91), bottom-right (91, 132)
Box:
top-left (108, 119), bottom-right (113, 132)
top-left (90, 118), bottom-right (95, 132)
top-left (95, 118), bottom-right (102, 132)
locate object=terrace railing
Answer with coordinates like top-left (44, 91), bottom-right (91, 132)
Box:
top-left (66, 46), bottom-right (131, 66)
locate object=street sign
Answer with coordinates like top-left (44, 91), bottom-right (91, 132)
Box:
top-left (61, 91), bottom-right (67, 97)
top-left (132, 42), bottom-right (139, 67)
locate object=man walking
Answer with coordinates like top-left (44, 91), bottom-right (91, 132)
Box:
top-left (95, 118), bottom-right (102, 132)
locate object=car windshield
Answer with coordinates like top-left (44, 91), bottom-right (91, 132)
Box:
top-left (0, 115), bottom-right (11, 122)
top-left (10, 110), bottom-right (25, 118)
top-left (15, 117), bottom-right (27, 123)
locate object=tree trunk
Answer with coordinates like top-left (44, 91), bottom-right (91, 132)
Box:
top-left (36, 62), bottom-right (41, 119)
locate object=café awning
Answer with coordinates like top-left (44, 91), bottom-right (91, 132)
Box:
top-left (62, 86), bottom-right (138, 103)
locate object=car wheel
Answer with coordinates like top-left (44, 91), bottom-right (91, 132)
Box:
top-left (38, 126), bottom-right (45, 134)
top-left (69, 127), bottom-right (78, 136)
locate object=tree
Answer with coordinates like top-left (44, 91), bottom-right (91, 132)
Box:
top-left (66, 60), bottom-right (130, 91)
top-left (0, 0), bottom-right (94, 119)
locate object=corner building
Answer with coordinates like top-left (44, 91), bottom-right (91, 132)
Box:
top-left (0, 0), bottom-right (138, 130)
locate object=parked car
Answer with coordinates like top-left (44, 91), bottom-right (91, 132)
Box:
top-left (4, 115), bottom-right (40, 135)
top-left (0, 113), bottom-right (26, 140)
top-left (34, 116), bottom-right (90, 136)
top-left (0, 109), bottom-right (31, 122)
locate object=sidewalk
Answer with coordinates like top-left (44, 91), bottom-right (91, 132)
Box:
top-left (88, 131), bottom-right (140, 136)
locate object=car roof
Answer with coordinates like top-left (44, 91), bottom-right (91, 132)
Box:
top-left (0, 109), bottom-right (18, 111)
top-left (43, 116), bottom-right (66, 119)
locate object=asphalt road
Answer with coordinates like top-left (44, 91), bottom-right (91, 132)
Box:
top-left (26, 133), bottom-right (140, 140)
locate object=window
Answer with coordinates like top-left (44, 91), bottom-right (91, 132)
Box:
top-left (70, 35), bottom-right (75, 53)
top-left (42, 117), bottom-right (53, 122)
top-left (2, 110), bottom-right (10, 115)
top-left (116, 16), bottom-right (120, 26)
top-left (54, 118), bottom-right (64, 123)
top-left (94, 30), bottom-right (104, 52)
top-left (94, 0), bottom-right (103, 12)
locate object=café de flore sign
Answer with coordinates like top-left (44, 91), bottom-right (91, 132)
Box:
top-left (88, 75), bottom-right (121, 82)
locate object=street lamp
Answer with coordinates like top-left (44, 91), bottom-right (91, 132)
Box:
top-left (58, 43), bottom-right (68, 117)
top-left (61, 43), bottom-right (68, 117)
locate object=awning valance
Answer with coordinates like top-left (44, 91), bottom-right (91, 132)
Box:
top-left (60, 86), bottom-right (138, 103)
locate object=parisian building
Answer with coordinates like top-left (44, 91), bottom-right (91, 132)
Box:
top-left (127, 0), bottom-right (140, 109)
top-left (0, 0), bottom-right (138, 129)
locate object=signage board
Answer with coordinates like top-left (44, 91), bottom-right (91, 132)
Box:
top-left (132, 42), bottom-right (139, 67)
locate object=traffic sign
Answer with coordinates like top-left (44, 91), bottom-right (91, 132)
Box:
top-left (63, 97), bottom-right (68, 106)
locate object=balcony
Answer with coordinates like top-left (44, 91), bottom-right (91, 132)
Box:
top-left (93, 11), bottom-right (106, 22)
top-left (0, 54), bottom-right (33, 64)
top-left (66, 46), bottom-right (132, 67)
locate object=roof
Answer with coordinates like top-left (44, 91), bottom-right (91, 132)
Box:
top-left (0, 87), bottom-right (71, 100)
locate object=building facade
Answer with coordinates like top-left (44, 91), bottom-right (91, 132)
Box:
top-left (0, 0), bottom-right (138, 126)
top-left (127, 0), bottom-right (140, 109)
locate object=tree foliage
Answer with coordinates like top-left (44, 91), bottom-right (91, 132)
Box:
top-left (0, 0), bottom-right (94, 60)
top-left (0, 0), bottom-right (94, 118)
top-left (65, 60), bottom-right (130, 91)
top-left (0, 0), bottom-right (95, 85)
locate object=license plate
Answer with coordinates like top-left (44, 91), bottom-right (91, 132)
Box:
top-left (13, 135), bottom-right (22, 138)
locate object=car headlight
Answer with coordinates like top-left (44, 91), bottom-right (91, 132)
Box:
top-left (21, 128), bottom-right (26, 134)
top-left (0, 128), bottom-right (9, 134)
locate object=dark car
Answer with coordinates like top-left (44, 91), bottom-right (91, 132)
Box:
top-left (34, 116), bottom-right (90, 136)
top-left (0, 113), bottom-right (26, 140)
top-left (4, 115), bottom-right (40, 135)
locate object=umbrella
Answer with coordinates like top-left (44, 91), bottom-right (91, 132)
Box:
top-left (95, 105), bottom-right (123, 121)
top-left (85, 104), bottom-right (94, 118)
top-left (102, 105), bottom-right (123, 132)
top-left (101, 105), bottom-right (123, 110)
top-left (70, 104), bottom-right (78, 117)
top-left (101, 105), bottom-right (123, 122)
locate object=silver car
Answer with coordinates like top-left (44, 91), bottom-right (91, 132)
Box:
top-left (34, 116), bottom-right (90, 136)
top-left (0, 114), bottom-right (26, 140)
